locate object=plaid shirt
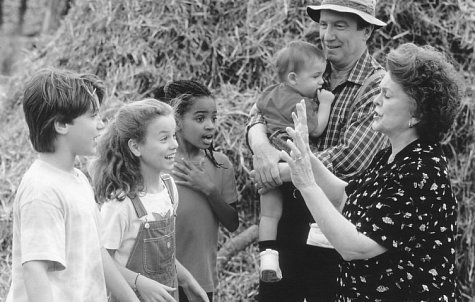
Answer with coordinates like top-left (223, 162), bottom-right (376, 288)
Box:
top-left (247, 50), bottom-right (389, 181)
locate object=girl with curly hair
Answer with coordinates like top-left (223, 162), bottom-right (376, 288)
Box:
top-left (90, 99), bottom-right (209, 302)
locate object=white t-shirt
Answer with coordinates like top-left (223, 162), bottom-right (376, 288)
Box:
top-left (100, 177), bottom-right (179, 266)
top-left (6, 159), bottom-right (107, 302)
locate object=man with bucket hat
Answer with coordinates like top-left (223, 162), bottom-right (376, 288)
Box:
top-left (246, 0), bottom-right (388, 301)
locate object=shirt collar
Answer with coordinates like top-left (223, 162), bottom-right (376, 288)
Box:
top-left (389, 139), bottom-right (441, 163)
top-left (323, 50), bottom-right (383, 87)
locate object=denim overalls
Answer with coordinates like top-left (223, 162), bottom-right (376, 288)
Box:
top-left (112, 175), bottom-right (179, 302)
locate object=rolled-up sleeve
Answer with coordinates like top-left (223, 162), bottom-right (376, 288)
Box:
top-left (245, 105), bottom-right (266, 152)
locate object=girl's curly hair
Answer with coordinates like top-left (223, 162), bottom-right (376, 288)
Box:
top-left (90, 98), bottom-right (173, 203)
top-left (386, 43), bottom-right (464, 143)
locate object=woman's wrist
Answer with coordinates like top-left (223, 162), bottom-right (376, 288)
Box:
top-left (295, 181), bottom-right (319, 193)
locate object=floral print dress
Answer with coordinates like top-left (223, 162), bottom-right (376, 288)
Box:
top-left (337, 139), bottom-right (460, 301)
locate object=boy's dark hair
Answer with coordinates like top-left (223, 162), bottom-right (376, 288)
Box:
top-left (275, 41), bottom-right (325, 82)
top-left (23, 68), bottom-right (105, 153)
top-left (155, 80), bottom-right (223, 168)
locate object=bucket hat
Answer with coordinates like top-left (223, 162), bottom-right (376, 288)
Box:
top-left (307, 0), bottom-right (386, 27)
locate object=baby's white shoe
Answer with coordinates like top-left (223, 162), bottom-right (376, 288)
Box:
top-left (259, 249), bottom-right (282, 282)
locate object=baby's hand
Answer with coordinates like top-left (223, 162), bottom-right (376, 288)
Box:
top-left (317, 89), bottom-right (334, 106)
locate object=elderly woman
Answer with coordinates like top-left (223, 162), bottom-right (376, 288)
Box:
top-left (280, 43), bottom-right (463, 301)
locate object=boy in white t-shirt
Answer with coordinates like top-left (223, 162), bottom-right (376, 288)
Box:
top-left (6, 68), bottom-right (140, 302)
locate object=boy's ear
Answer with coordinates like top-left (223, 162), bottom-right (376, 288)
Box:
top-left (54, 120), bottom-right (69, 135)
top-left (128, 139), bottom-right (141, 157)
top-left (287, 72), bottom-right (298, 85)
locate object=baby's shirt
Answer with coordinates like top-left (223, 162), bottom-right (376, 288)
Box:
top-left (7, 159), bottom-right (107, 302)
top-left (100, 176), bottom-right (179, 266)
top-left (256, 83), bottom-right (320, 136)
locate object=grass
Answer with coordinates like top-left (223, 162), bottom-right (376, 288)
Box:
top-left (0, 0), bottom-right (474, 300)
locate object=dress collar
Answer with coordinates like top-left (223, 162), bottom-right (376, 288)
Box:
top-left (385, 139), bottom-right (440, 164)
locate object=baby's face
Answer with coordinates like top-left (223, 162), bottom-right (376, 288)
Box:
top-left (293, 58), bottom-right (326, 98)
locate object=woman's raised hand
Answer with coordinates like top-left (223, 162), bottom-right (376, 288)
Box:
top-left (280, 100), bottom-right (316, 189)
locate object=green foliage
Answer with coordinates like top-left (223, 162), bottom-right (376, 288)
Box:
top-left (0, 0), bottom-right (474, 300)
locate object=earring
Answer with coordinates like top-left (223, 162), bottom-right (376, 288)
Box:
top-left (408, 121), bottom-right (413, 128)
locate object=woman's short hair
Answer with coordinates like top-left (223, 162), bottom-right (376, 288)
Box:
top-left (386, 43), bottom-right (464, 142)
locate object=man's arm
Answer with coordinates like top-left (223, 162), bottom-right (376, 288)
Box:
top-left (23, 260), bottom-right (53, 302)
top-left (318, 82), bottom-right (388, 181)
top-left (246, 104), bottom-right (282, 188)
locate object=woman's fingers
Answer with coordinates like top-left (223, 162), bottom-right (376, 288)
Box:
top-left (290, 100), bottom-right (310, 144)
top-left (296, 99), bottom-right (308, 122)
top-left (293, 128), bottom-right (308, 154)
top-left (291, 100), bottom-right (308, 127)
top-left (285, 127), bottom-right (308, 158)
top-left (280, 149), bottom-right (294, 166)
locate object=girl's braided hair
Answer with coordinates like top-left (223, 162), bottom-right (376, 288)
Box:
top-left (155, 80), bottom-right (223, 168)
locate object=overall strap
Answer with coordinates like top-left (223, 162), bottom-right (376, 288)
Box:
top-left (129, 175), bottom-right (175, 218)
top-left (348, 68), bottom-right (386, 116)
top-left (129, 194), bottom-right (147, 218)
top-left (161, 174), bottom-right (175, 206)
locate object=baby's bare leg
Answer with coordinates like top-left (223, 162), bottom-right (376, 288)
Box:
top-left (259, 188), bottom-right (283, 241)
top-left (259, 188), bottom-right (283, 283)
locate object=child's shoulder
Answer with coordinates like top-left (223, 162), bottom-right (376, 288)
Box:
top-left (208, 151), bottom-right (237, 173)
top-left (100, 195), bottom-right (139, 219)
top-left (16, 161), bottom-right (88, 206)
top-left (209, 151), bottom-right (232, 164)
top-left (19, 160), bottom-right (63, 190)
top-left (264, 83), bottom-right (307, 101)
top-left (262, 83), bottom-right (281, 93)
